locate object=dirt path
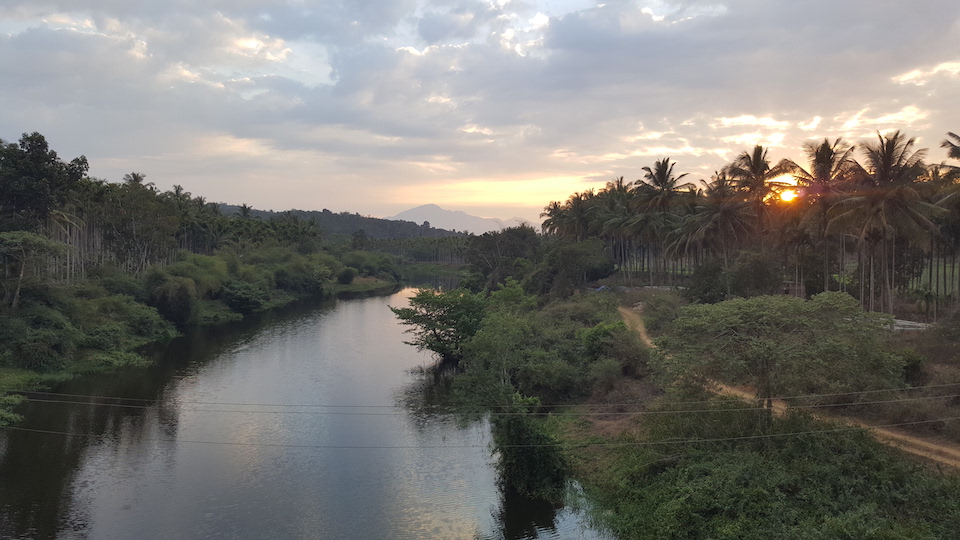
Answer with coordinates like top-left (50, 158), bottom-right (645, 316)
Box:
top-left (617, 305), bottom-right (960, 471)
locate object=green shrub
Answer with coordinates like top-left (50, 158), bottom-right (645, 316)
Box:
top-left (91, 265), bottom-right (147, 300)
top-left (642, 292), bottom-right (684, 333)
top-left (337, 267), bottom-right (358, 285)
top-left (77, 322), bottom-right (126, 350)
top-left (516, 357), bottom-right (581, 401)
top-left (222, 280), bottom-right (268, 315)
top-left (89, 350), bottom-right (149, 368)
top-left (147, 273), bottom-right (199, 328)
top-left (7, 328), bottom-right (75, 370)
top-left (163, 253), bottom-right (229, 298)
top-left (589, 358), bottom-right (623, 392)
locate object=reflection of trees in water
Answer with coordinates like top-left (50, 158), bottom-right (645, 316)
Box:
top-left (399, 366), bottom-right (570, 540)
top-left (0, 381), bottom-right (180, 539)
top-left (396, 361), bottom-right (478, 429)
top-left (475, 488), bottom-right (563, 540)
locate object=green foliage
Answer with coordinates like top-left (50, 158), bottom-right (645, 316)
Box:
top-left (222, 280), bottom-right (269, 314)
top-left (0, 319), bottom-right (76, 371)
top-left (88, 350), bottom-right (149, 368)
top-left (146, 272), bottom-right (199, 328)
top-left (390, 287), bottom-right (486, 363)
top-left (94, 294), bottom-right (175, 341)
top-left (91, 265), bottom-right (147, 300)
top-left (77, 322), bottom-right (125, 350)
top-left (0, 132), bottom-right (87, 230)
top-left (641, 291), bottom-right (685, 333)
top-left (466, 226), bottom-right (542, 290)
top-left (489, 395), bottom-right (568, 499)
top-left (0, 393), bottom-right (24, 426)
top-left (337, 267), bottom-right (358, 285)
top-left (725, 250), bottom-right (784, 297)
top-left (655, 293), bottom-right (904, 402)
top-left (588, 358), bottom-right (623, 392)
top-left (523, 238), bottom-right (616, 298)
top-left (591, 410), bottom-right (960, 539)
top-left (685, 251), bottom-right (783, 303)
top-left (163, 252), bottom-right (230, 298)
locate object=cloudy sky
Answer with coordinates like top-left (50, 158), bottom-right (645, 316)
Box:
top-left (1, 1), bottom-right (958, 223)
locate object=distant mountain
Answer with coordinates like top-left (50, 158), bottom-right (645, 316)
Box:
top-left (387, 204), bottom-right (535, 235)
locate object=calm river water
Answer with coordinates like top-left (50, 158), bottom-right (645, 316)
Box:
top-left (0, 289), bottom-right (611, 539)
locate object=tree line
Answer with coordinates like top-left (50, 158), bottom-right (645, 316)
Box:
top-left (542, 130), bottom-right (960, 316)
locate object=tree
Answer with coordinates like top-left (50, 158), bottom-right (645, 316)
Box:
top-left (829, 131), bottom-right (939, 313)
top-left (0, 231), bottom-right (66, 310)
top-left (655, 293), bottom-right (903, 411)
top-left (634, 157), bottom-right (694, 213)
top-left (943, 131), bottom-right (960, 160)
top-left (390, 288), bottom-right (486, 364)
top-left (780, 138), bottom-right (862, 292)
top-left (0, 132), bottom-right (88, 230)
top-left (725, 145), bottom-right (790, 249)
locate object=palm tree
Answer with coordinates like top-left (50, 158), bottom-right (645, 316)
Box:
top-left (725, 145), bottom-right (790, 249)
top-left (829, 131), bottom-right (940, 313)
top-left (780, 138), bottom-right (861, 292)
top-left (669, 171), bottom-right (753, 267)
top-left (943, 132), bottom-right (960, 160)
top-left (634, 158), bottom-right (695, 212)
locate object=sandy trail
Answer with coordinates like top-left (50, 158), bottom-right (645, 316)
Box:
top-left (617, 305), bottom-right (960, 471)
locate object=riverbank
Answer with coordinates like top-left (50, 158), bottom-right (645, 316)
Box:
top-left (0, 272), bottom-right (401, 422)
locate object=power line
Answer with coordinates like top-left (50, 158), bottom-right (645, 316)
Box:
top-left (2, 416), bottom-right (959, 449)
top-left (4, 381), bottom-right (960, 411)
top-left (16, 393), bottom-right (960, 418)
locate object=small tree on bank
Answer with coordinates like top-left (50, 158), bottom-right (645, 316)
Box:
top-left (390, 288), bottom-right (486, 364)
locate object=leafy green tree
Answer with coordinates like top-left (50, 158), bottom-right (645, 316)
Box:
top-left (0, 132), bottom-right (88, 230)
top-left (0, 231), bottom-right (66, 310)
top-left (390, 288), bottom-right (486, 364)
top-left (656, 292), bottom-right (903, 410)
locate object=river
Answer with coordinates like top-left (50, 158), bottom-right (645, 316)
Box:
top-left (0, 289), bottom-right (612, 539)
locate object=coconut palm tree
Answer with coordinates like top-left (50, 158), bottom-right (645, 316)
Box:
top-left (943, 132), bottom-right (960, 160)
top-left (829, 131), bottom-right (941, 313)
top-left (779, 138), bottom-right (862, 292)
top-left (725, 145), bottom-right (790, 249)
top-left (634, 158), bottom-right (695, 213)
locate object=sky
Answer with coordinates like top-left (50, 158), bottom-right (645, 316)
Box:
top-left (1, 0), bottom-right (958, 224)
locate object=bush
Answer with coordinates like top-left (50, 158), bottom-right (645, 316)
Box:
top-left (222, 280), bottom-right (268, 315)
top-left (337, 267), bottom-right (358, 285)
top-left (146, 273), bottom-right (199, 328)
top-left (642, 292), bottom-right (684, 333)
top-left (77, 322), bottom-right (126, 350)
top-left (7, 328), bottom-right (75, 370)
top-left (589, 358), bottom-right (623, 392)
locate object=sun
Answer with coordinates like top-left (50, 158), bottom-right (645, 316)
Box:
top-left (780, 189), bottom-right (798, 202)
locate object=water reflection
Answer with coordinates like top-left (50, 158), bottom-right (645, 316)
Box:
top-left (0, 291), bottom-right (608, 540)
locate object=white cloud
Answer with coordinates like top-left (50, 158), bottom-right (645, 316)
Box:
top-left (1, 0), bottom-right (959, 224)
